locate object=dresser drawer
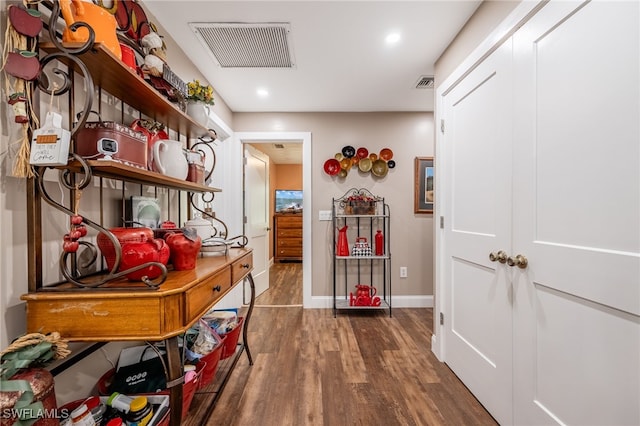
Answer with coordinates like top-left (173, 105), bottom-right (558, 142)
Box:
top-left (232, 252), bottom-right (253, 283)
top-left (185, 267), bottom-right (231, 321)
top-left (277, 237), bottom-right (302, 248)
top-left (277, 228), bottom-right (302, 238)
top-left (277, 247), bottom-right (303, 257)
top-left (276, 215), bottom-right (302, 228)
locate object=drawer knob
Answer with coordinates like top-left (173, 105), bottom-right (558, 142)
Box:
top-left (241, 263), bottom-right (250, 269)
top-left (213, 285), bottom-right (222, 292)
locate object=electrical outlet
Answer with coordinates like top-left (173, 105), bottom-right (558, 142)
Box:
top-left (318, 210), bottom-right (332, 221)
top-left (400, 266), bottom-right (408, 278)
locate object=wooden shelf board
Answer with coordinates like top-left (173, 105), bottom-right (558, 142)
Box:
top-left (39, 42), bottom-right (213, 138)
top-left (64, 160), bottom-right (221, 193)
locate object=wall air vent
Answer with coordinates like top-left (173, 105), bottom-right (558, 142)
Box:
top-left (415, 76), bottom-right (435, 89)
top-left (274, 144), bottom-right (285, 149)
top-left (189, 22), bottom-right (295, 68)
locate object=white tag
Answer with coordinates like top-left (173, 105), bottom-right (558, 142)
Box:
top-left (29, 112), bottom-right (71, 166)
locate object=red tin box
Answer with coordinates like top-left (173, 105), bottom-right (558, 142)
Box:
top-left (74, 113), bottom-right (147, 169)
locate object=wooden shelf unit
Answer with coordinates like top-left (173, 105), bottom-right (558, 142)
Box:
top-left (21, 6), bottom-right (250, 423)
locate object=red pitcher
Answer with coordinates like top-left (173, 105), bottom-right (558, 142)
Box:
top-left (336, 226), bottom-right (349, 256)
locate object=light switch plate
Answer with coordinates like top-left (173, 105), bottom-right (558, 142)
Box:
top-left (318, 210), bottom-right (332, 221)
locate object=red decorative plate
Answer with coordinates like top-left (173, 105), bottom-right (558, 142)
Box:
top-left (356, 147), bottom-right (369, 159)
top-left (324, 158), bottom-right (341, 175)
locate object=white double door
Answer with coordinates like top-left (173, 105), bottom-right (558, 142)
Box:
top-left (441, 1), bottom-right (639, 425)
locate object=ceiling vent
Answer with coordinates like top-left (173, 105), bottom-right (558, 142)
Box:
top-left (415, 76), bottom-right (435, 89)
top-left (189, 22), bottom-right (295, 68)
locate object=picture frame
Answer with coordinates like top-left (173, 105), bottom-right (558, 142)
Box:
top-left (414, 157), bottom-right (434, 214)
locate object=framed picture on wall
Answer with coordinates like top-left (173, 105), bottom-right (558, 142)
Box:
top-left (414, 157), bottom-right (434, 214)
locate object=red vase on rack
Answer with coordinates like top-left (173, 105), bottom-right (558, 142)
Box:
top-left (375, 230), bottom-right (384, 256)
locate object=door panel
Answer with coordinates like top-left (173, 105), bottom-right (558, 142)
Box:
top-left (443, 40), bottom-right (513, 425)
top-left (451, 258), bottom-right (505, 366)
top-left (513, 1), bottom-right (640, 424)
top-left (244, 145), bottom-right (270, 298)
top-left (527, 285), bottom-right (640, 426)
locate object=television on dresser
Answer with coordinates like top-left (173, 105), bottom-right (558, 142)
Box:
top-left (275, 189), bottom-right (303, 212)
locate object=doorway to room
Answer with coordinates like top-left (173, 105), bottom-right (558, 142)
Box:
top-left (236, 132), bottom-right (311, 308)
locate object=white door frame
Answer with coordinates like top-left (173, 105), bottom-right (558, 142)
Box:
top-left (433, 0), bottom-right (545, 360)
top-left (235, 132), bottom-right (312, 308)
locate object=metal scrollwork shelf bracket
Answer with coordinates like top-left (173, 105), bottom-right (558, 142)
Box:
top-left (35, 1), bottom-right (166, 290)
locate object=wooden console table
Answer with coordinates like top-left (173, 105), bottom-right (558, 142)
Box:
top-left (21, 247), bottom-right (254, 425)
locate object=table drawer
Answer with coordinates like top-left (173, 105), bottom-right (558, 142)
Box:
top-left (232, 252), bottom-right (253, 283)
top-left (185, 267), bottom-right (231, 321)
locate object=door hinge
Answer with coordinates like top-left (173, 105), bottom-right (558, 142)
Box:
top-left (440, 119), bottom-right (445, 134)
top-left (243, 216), bottom-right (247, 224)
top-left (440, 312), bottom-right (444, 325)
top-left (243, 157), bottom-right (248, 166)
top-left (440, 216), bottom-right (444, 229)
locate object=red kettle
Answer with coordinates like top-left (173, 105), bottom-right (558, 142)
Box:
top-left (336, 225), bottom-right (349, 256)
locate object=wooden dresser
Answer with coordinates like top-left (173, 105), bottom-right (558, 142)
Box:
top-left (274, 213), bottom-right (303, 262)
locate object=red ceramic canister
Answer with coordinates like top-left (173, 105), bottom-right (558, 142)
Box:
top-left (0, 369), bottom-right (58, 426)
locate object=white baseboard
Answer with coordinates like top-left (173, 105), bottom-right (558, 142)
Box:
top-left (431, 334), bottom-right (443, 361)
top-left (305, 295), bottom-right (434, 309)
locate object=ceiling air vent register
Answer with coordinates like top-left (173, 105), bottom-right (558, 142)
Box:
top-left (190, 22), bottom-right (295, 68)
top-left (415, 76), bottom-right (434, 89)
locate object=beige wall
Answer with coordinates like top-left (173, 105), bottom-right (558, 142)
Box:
top-left (434, 0), bottom-right (520, 86)
top-left (234, 112), bottom-right (434, 298)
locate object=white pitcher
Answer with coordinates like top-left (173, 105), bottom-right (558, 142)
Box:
top-left (152, 139), bottom-right (188, 180)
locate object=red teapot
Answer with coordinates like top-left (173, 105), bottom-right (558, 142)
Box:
top-left (354, 284), bottom-right (377, 306)
top-left (165, 231), bottom-right (202, 270)
top-left (96, 227), bottom-right (169, 281)
top-left (355, 284), bottom-right (376, 298)
top-left (120, 238), bottom-right (170, 281)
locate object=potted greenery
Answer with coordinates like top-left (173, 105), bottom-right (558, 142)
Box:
top-left (186, 80), bottom-right (215, 127)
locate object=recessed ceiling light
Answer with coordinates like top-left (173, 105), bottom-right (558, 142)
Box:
top-left (257, 88), bottom-right (269, 98)
top-left (385, 33), bottom-right (401, 45)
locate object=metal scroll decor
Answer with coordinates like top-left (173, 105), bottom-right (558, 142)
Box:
top-left (35, 2), bottom-right (167, 290)
top-left (335, 188), bottom-right (382, 215)
top-left (32, 1), bottom-right (239, 291)
top-left (35, 160), bottom-right (168, 290)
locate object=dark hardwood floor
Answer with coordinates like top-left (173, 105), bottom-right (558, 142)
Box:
top-left (184, 262), bottom-right (496, 426)
top-left (255, 261), bottom-right (303, 306)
